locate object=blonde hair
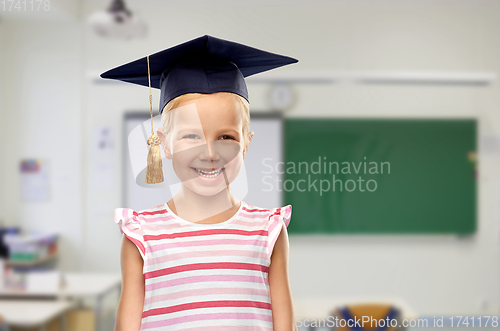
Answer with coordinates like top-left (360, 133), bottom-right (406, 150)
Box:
top-left (161, 92), bottom-right (250, 150)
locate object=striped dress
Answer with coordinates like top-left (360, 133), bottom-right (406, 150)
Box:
top-left (114, 200), bottom-right (292, 330)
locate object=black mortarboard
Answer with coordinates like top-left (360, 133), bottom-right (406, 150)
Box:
top-left (99, 34), bottom-right (298, 113)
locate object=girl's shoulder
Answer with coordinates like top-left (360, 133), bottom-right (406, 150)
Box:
top-left (115, 203), bottom-right (169, 225)
top-left (114, 203), bottom-right (171, 235)
top-left (113, 203), bottom-right (171, 260)
top-left (242, 201), bottom-right (292, 227)
top-left (241, 202), bottom-right (293, 260)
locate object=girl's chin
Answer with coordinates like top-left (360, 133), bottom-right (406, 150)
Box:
top-left (186, 185), bottom-right (229, 197)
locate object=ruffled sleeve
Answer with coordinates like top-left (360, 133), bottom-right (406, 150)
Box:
top-left (267, 204), bottom-right (292, 260)
top-left (114, 208), bottom-right (146, 260)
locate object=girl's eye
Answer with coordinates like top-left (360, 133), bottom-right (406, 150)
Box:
top-left (182, 134), bottom-right (235, 140)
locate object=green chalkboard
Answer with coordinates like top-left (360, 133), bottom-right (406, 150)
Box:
top-left (283, 118), bottom-right (477, 234)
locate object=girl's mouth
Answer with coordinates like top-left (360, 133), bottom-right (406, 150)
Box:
top-left (191, 167), bottom-right (225, 178)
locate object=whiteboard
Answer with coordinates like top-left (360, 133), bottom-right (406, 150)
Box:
top-left (123, 112), bottom-right (283, 211)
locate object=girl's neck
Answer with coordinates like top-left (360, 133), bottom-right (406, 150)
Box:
top-left (167, 185), bottom-right (241, 224)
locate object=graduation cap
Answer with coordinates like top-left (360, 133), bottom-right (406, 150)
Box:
top-left (100, 34), bottom-right (298, 184)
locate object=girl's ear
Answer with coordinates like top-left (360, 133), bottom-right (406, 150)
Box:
top-left (243, 131), bottom-right (254, 159)
top-left (157, 127), bottom-right (173, 159)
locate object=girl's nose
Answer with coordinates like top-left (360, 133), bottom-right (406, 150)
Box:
top-left (199, 140), bottom-right (221, 162)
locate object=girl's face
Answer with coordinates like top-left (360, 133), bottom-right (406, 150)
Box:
top-left (163, 93), bottom-right (248, 197)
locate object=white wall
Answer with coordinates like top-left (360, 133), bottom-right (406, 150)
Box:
top-left (1, 0), bottom-right (499, 317)
top-left (0, 16), bottom-right (5, 227)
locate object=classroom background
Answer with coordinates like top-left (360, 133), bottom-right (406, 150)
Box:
top-left (0, 0), bottom-right (500, 330)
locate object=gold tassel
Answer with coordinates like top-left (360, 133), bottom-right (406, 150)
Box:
top-left (146, 133), bottom-right (164, 183)
top-left (145, 55), bottom-right (164, 184)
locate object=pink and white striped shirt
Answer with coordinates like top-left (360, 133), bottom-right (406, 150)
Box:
top-left (114, 200), bottom-right (292, 330)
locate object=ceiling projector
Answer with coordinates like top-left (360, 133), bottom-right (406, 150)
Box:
top-left (88, 0), bottom-right (147, 39)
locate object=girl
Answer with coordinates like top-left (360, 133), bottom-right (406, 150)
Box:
top-left (102, 35), bottom-right (298, 330)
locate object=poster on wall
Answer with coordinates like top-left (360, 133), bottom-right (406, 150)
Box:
top-left (19, 159), bottom-right (50, 202)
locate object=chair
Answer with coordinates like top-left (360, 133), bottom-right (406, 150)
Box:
top-left (329, 303), bottom-right (402, 331)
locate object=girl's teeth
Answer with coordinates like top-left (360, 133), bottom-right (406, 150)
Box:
top-left (194, 168), bottom-right (223, 178)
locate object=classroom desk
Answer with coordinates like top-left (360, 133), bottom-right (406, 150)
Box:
top-left (0, 272), bottom-right (121, 331)
top-left (0, 300), bottom-right (75, 331)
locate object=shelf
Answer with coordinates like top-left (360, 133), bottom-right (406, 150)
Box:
top-left (5, 252), bottom-right (58, 268)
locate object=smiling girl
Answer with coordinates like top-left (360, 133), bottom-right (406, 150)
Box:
top-left (102, 35), bottom-right (298, 330)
